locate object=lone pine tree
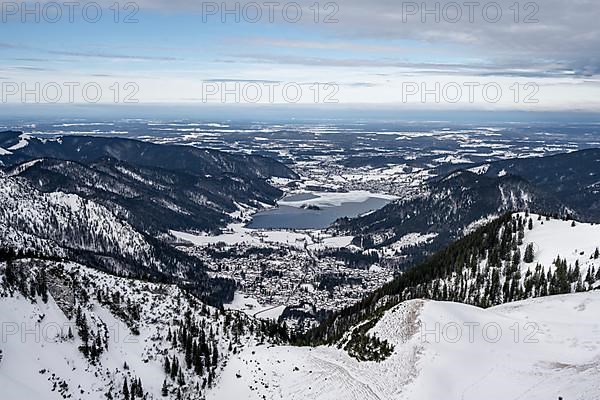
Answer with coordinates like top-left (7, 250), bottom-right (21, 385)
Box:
top-left (524, 243), bottom-right (535, 263)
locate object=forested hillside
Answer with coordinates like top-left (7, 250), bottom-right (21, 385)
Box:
top-left (303, 213), bottom-right (600, 350)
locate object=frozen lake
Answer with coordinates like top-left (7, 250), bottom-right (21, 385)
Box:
top-left (248, 191), bottom-right (395, 230)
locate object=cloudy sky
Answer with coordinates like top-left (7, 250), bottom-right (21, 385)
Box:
top-left (2, 0), bottom-right (600, 111)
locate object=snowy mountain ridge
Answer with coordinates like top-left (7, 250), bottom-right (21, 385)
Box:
top-left (335, 149), bottom-right (600, 270)
top-left (0, 172), bottom-right (158, 269)
top-left (0, 169), bottom-right (242, 304)
top-left (0, 131), bottom-right (297, 234)
top-left (212, 292), bottom-right (600, 400)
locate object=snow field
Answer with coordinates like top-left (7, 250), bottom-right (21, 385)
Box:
top-left (210, 292), bottom-right (600, 400)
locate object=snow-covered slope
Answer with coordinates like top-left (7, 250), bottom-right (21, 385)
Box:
top-left (518, 212), bottom-right (600, 275)
top-left (0, 260), bottom-right (283, 399)
top-left (210, 292), bottom-right (600, 400)
top-left (0, 171), bottom-right (234, 291)
top-left (0, 171), bottom-right (155, 266)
